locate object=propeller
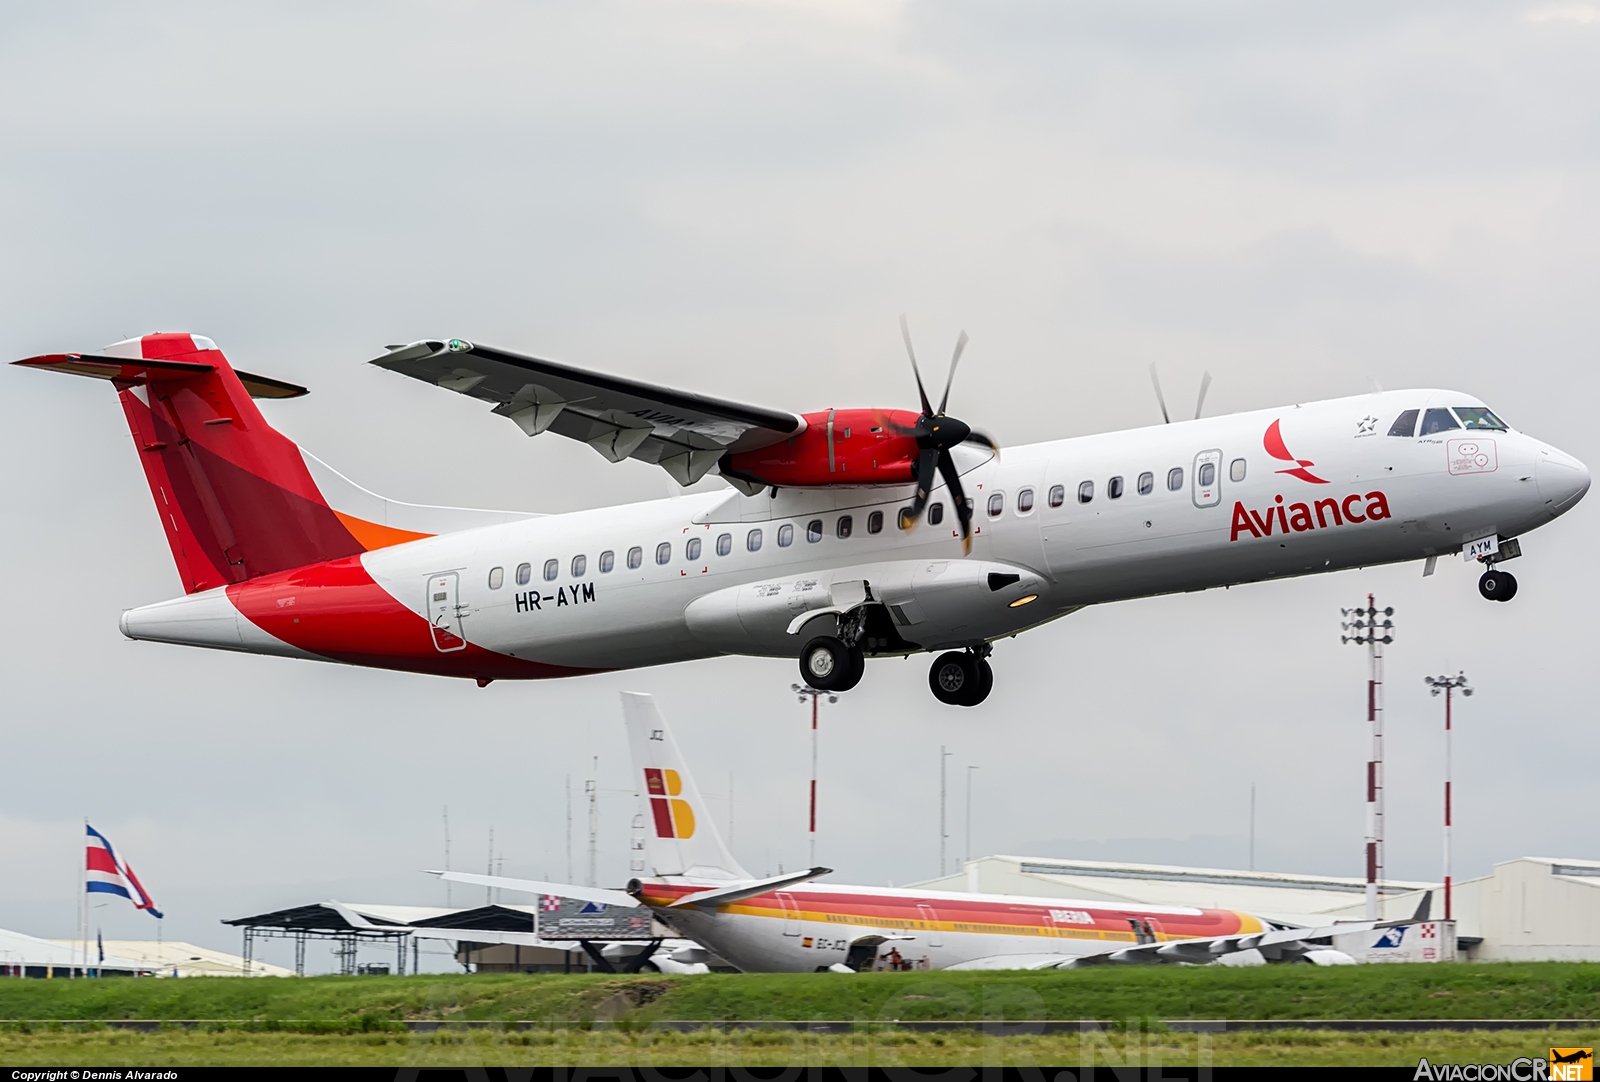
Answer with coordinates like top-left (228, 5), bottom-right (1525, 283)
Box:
top-left (1149, 364), bottom-right (1213, 423)
top-left (891, 315), bottom-right (1000, 555)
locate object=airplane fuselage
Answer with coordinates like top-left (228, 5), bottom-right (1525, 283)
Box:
top-left (118, 388), bottom-right (1589, 684)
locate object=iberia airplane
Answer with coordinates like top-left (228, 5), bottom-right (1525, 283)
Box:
top-left (15, 330), bottom-right (1589, 706)
top-left (438, 693), bottom-right (1408, 970)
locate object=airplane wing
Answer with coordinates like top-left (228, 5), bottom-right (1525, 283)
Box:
top-left (370, 339), bottom-right (805, 485)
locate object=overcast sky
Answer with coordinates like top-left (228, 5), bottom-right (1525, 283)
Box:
top-left (3, 1), bottom-right (1598, 974)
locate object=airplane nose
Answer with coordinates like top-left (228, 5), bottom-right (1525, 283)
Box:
top-left (1536, 447), bottom-right (1591, 518)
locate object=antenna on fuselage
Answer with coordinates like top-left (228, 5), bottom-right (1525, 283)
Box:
top-left (1149, 365), bottom-right (1213, 422)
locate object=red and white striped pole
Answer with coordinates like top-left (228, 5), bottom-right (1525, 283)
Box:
top-left (1343, 595), bottom-right (1394, 921)
top-left (1426, 671), bottom-right (1472, 922)
top-left (792, 684), bottom-right (837, 868)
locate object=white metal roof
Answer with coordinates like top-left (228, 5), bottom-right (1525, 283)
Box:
top-left (0, 927), bottom-right (151, 972)
top-left (46, 940), bottom-right (295, 978)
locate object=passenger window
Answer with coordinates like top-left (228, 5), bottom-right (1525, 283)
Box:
top-left (1387, 409), bottom-right (1419, 438)
top-left (571, 554), bottom-right (586, 577)
top-left (627, 546), bottom-right (643, 570)
top-left (599, 550), bottom-right (615, 574)
top-left (716, 533), bottom-right (732, 556)
top-left (1108, 477), bottom-right (1124, 500)
top-left (1454, 406), bottom-right (1508, 431)
top-left (544, 559), bottom-right (559, 581)
top-left (1078, 481), bottom-right (1093, 504)
top-left (1017, 488), bottom-right (1035, 512)
top-left (899, 507), bottom-right (915, 529)
top-left (867, 510), bottom-right (884, 534)
top-left (1138, 472), bottom-right (1154, 495)
top-left (837, 515), bottom-right (853, 539)
top-left (1198, 462), bottom-right (1216, 487)
top-left (777, 524), bottom-right (793, 547)
top-left (1167, 467), bottom-right (1183, 491)
top-left (1048, 484), bottom-right (1065, 508)
top-left (655, 542), bottom-right (671, 565)
top-left (1420, 408), bottom-right (1460, 436)
top-left (685, 538), bottom-right (701, 561)
top-left (928, 502), bottom-right (945, 525)
top-left (988, 493), bottom-right (1004, 517)
top-left (1229, 458), bottom-right (1246, 482)
top-left (806, 519), bottom-right (823, 543)
top-left (747, 529), bottom-right (763, 552)
top-left (488, 566), bottom-right (504, 590)
top-left (516, 563), bottom-right (531, 586)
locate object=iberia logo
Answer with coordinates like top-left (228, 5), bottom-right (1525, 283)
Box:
top-left (1264, 419), bottom-right (1328, 483)
top-left (644, 767), bottom-right (696, 839)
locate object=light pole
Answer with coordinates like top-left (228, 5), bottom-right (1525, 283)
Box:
top-left (964, 765), bottom-right (979, 868)
top-left (939, 746), bottom-right (952, 876)
top-left (1424, 671), bottom-right (1472, 921)
top-left (1342, 594), bottom-right (1394, 920)
top-left (791, 684), bottom-right (837, 867)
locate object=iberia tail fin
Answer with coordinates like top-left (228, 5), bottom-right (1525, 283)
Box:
top-left (622, 693), bottom-right (750, 882)
top-left (14, 333), bottom-right (533, 594)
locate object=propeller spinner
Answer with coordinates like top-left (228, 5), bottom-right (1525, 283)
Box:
top-left (891, 315), bottom-right (999, 555)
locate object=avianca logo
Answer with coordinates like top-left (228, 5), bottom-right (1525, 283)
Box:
top-left (644, 767), bottom-right (696, 839)
top-left (1231, 491), bottom-right (1391, 542)
top-left (1264, 419), bottom-right (1328, 483)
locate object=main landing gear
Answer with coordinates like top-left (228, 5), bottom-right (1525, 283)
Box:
top-left (1479, 569), bottom-right (1518, 602)
top-left (928, 646), bottom-right (993, 708)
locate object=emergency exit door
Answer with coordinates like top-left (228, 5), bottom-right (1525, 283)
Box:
top-left (776, 892), bottom-right (802, 936)
top-left (1192, 449), bottom-right (1224, 508)
top-left (917, 904), bottom-right (944, 947)
top-left (427, 573), bottom-right (466, 653)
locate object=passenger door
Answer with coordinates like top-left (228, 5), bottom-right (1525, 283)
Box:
top-left (917, 903), bottom-right (944, 947)
top-left (776, 892), bottom-right (802, 937)
top-left (1192, 449), bottom-right (1223, 509)
top-left (427, 573), bottom-right (466, 653)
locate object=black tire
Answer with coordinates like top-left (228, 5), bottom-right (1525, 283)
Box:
top-left (1497, 571), bottom-right (1518, 602)
top-left (1479, 570), bottom-right (1516, 602)
top-left (834, 645), bottom-right (866, 692)
top-left (800, 636), bottom-right (854, 691)
top-left (929, 651), bottom-right (977, 706)
top-left (962, 659), bottom-right (994, 707)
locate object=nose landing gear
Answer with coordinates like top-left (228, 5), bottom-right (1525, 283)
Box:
top-left (929, 646), bottom-right (994, 707)
top-left (799, 635), bottom-right (865, 692)
top-left (1478, 569), bottom-right (1518, 602)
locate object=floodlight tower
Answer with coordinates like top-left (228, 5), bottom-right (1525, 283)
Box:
top-left (792, 684), bottom-right (837, 867)
top-left (1341, 594), bottom-right (1394, 920)
top-left (1424, 671), bottom-right (1472, 921)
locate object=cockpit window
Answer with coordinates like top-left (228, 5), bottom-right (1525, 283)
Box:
top-left (1453, 406), bottom-right (1508, 431)
top-left (1419, 408), bottom-right (1460, 436)
top-left (1387, 409), bottom-right (1418, 437)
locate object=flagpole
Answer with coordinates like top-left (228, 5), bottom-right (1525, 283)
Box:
top-left (81, 818), bottom-right (88, 976)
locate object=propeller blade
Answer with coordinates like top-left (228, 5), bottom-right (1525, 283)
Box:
top-left (963, 429), bottom-right (1000, 458)
top-left (1194, 371), bottom-right (1212, 420)
top-left (936, 330), bottom-right (969, 415)
top-left (1149, 363), bottom-right (1171, 425)
top-left (899, 313), bottom-right (934, 417)
top-left (872, 410), bottom-right (922, 439)
top-left (900, 447), bottom-right (941, 528)
top-left (936, 451), bottom-right (974, 555)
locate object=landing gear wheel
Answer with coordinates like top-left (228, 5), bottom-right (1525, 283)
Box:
top-left (800, 636), bottom-right (863, 691)
top-left (1478, 569), bottom-right (1518, 602)
top-left (929, 652), bottom-right (991, 707)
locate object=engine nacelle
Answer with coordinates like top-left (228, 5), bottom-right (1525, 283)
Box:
top-left (722, 408), bottom-right (921, 489)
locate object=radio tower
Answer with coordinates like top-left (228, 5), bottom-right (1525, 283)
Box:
top-left (1342, 594), bottom-right (1394, 920)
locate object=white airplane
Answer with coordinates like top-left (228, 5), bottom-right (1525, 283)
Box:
top-left (437, 693), bottom-right (1416, 971)
top-left (15, 329), bottom-right (1588, 705)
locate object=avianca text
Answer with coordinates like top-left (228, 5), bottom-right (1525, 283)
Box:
top-left (1230, 491), bottom-right (1391, 543)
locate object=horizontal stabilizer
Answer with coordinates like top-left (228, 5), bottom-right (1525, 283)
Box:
top-left (428, 870), bottom-right (637, 910)
top-left (667, 867), bottom-right (833, 909)
top-left (14, 352), bottom-right (307, 399)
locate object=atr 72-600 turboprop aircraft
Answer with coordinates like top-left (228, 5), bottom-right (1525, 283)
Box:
top-left (16, 330), bottom-right (1589, 705)
top-left (438, 693), bottom-right (1408, 971)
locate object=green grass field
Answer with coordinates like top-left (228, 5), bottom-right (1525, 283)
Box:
top-left (5, 962), bottom-right (1600, 1025)
top-left (5, 964), bottom-right (1600, 1066)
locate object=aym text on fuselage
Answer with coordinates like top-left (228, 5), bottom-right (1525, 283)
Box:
top-left (1230, 491), bottom-right (1392, 543)
top-left (515, 583), bottom-right (597, 612)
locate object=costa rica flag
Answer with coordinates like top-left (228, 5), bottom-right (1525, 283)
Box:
top-left (85, 823), bottom-right (162, 918)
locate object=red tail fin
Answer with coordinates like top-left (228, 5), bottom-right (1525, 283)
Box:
top-left (17, 334), bottom-right (365, 593)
